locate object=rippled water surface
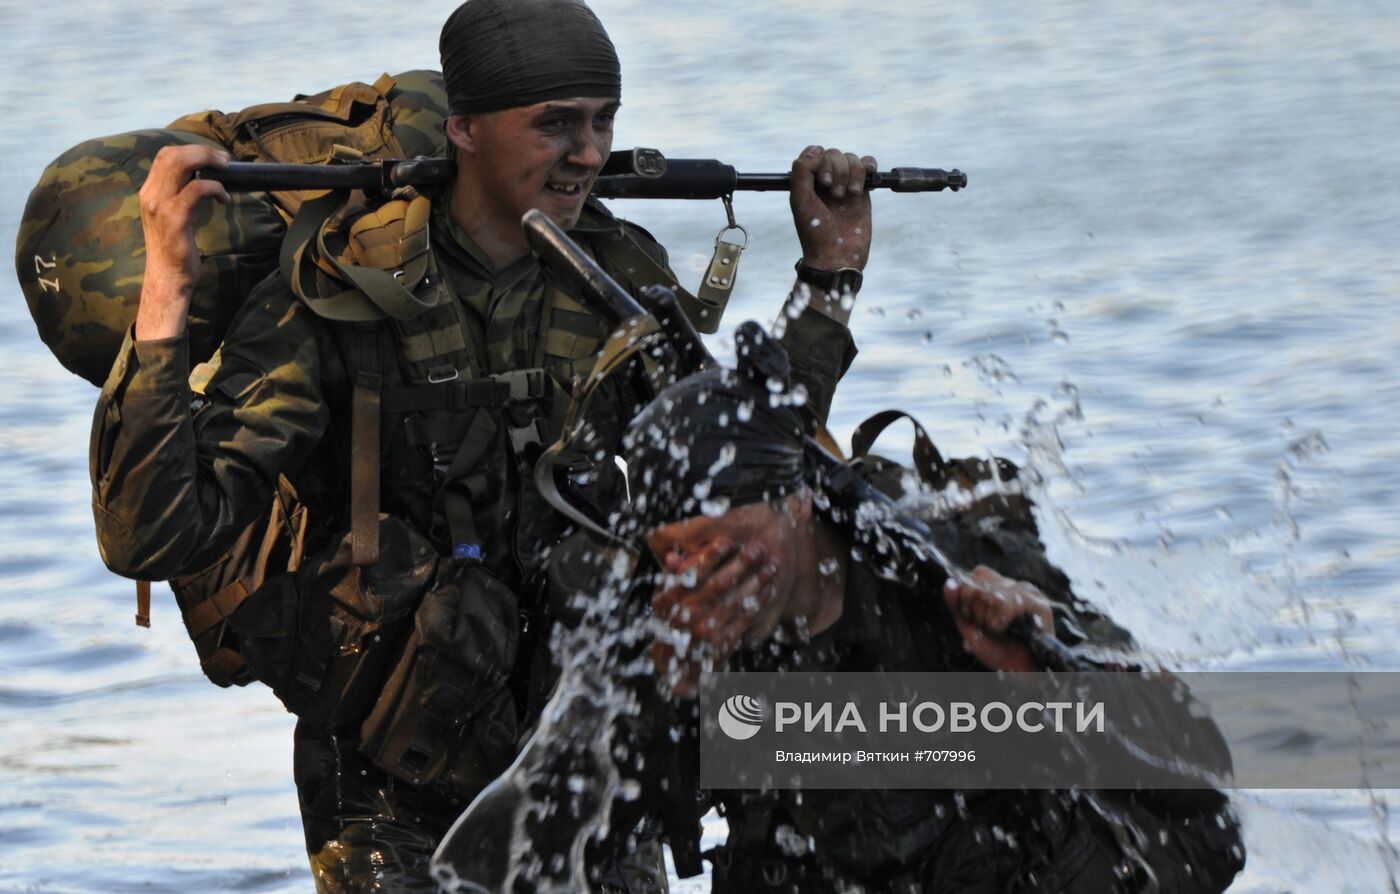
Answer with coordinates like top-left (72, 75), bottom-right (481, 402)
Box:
top-left (2, 1), bottom-right (1398, 890)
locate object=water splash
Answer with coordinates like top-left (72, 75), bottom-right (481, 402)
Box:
top-left (432, 552), bottom-right (643, 894)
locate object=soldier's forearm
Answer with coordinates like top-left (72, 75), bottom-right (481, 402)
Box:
top-left (134, 270), bottom-right (194, 341)
top-left (92, 331), bottom-right (208, 578)
top-left (776, 302), bottom-right (858, 425)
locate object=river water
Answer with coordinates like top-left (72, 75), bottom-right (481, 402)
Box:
top-left (1, 0), bottom-right (1397, 890)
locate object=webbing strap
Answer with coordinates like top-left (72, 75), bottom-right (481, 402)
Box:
top-left (850, 409), bottom-right (949, 484)
top-left (595, 227), bottom-right (722, 334)
top-left (534, 315), bottom-right (662, 545)
top-left (371, 72), bottom-right (397, 97)
top-left (352, 370), bottom-right (383, 566)
top-left (382, 380), bottom-right (511, 413)
top-left (185, 580), bottom-right (253, 639)
top-left (380, 368), bottom-right (550, 414)
top-left (280, 191), bottom-right (442, 322)
top-left (135, 581), bottom-right (151, 628)
top-left (442, 411), bottom-right (500, 552)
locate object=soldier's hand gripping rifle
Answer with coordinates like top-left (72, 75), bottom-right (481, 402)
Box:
top-left (197, 147), bottom-right (968, 197)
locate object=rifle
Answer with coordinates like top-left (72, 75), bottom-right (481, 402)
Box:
top-left (197, 146), bottom-right (967, 198)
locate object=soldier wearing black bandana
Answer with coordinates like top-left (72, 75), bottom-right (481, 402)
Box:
top-left (91, 1), bottom-right (883, 891)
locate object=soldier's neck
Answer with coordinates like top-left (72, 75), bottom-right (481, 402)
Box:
top-left (448, 180), bottom-right (531, 271)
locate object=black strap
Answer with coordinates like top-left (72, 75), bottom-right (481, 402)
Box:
top-left (850, 410), bottom-right (949, 484)
top-left (381, 380), bottom-right (513, 413)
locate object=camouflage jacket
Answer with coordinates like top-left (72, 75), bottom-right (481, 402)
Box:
top-left (89, 202), bottom-right (857, 588)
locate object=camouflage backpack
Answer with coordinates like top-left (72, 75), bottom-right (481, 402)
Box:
top-left (14, 70), bottom-right (449, 387)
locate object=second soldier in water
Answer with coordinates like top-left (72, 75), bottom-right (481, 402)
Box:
top-left (616, 323), bottom-right (1247, 893)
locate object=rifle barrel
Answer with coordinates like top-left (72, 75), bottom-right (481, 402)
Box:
top-left (200, 154), bottom-right (965, 198)
top-left (592, 162), bottom-right (966, 199)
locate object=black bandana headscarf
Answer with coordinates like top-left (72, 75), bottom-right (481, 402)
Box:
top-left (622, 323), bottom-right (813, 532)
top-left (439, 0), bottom-right (622, 114)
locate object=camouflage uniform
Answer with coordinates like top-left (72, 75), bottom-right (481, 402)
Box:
top-left (90, 196), bottom-right (855, 892)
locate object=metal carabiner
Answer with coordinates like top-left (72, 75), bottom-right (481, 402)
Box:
top-left (715, 194), bottom-right (750, 250)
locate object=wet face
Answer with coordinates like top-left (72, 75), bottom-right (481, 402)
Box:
top-left (448, 96), bottom-right (617, 233)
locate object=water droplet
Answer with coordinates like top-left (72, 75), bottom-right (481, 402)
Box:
top-left (701, 497), bottom-right (732, 517)
top-left (810, 217), bottom-right (822, 227)
top-left (737, 400), bottom-right (754, 422)
top-left (774, 823), bottom-right (810, 857)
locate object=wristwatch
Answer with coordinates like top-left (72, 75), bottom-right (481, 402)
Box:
top-left (794, 260), bottom-right (863, 295)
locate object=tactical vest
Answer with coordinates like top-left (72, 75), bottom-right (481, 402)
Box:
top-left (176, 194), bottom-right (685, 695)
top-left (21, 69), bottom-right (697, 687)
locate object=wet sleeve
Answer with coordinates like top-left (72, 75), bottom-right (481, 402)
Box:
top-left (777, 304), bottom-right (857, 426)
top-left (90, 277), bottom-right (329, 580)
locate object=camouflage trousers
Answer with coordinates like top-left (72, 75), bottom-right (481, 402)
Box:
top-left (293, 719), bottom-right (668, 894)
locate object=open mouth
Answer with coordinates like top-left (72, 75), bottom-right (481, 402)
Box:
top-left (546, 181), bottom-right (586, 198)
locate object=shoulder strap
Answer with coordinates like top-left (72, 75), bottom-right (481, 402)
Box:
top-left (346, 326), bottom-right (389, 566)
top-left (280, 191), bottom-right (447, 322)
top-left (576, 205), bottom-right (724, 333)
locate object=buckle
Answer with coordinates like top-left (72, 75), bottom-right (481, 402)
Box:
top-left (427, 365), bottom-right (459, 384)
top-left (492, 368), bottom-right (549, 402)
top-left (509, 418), bottom-right (548, 454)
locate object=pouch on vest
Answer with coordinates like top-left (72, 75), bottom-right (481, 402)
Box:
top-left (359, 559), bottom-right (521, 800)
top-left (168, 474), bottom-right (308, 687)
top-left (235, 514), bottom-right (437, 730)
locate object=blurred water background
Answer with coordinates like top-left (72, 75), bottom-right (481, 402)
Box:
top-left (2, 0), bottom-right (1398, 890)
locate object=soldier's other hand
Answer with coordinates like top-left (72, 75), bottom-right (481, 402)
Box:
top-left (942, 565), bottom-right (1056, 672)
top-left (135, 144), bottom-right (230, 340)
top-left (790, 145), bottom-right (876, 272)
top-left (650, 537), bottom-right (778, 698)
